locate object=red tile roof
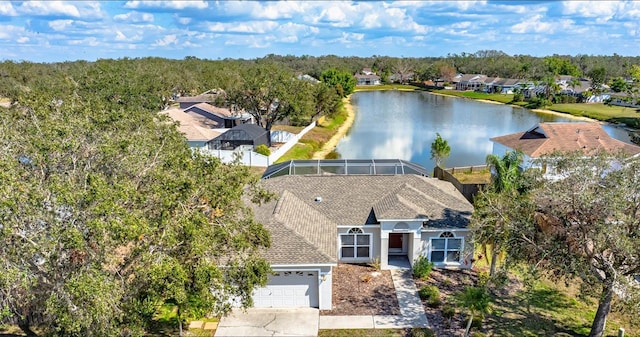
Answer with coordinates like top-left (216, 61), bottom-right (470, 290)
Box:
top-left (490, 122), bottom-right (640, 157)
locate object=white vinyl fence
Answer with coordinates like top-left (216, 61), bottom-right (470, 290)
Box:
top-left (200, 121), bottom-right (316, 167)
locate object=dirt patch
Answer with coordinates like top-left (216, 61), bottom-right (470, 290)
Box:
top-left (414, 269), bottom-right (478, 337)
top-left (320, 263), bottom-right (400, 316)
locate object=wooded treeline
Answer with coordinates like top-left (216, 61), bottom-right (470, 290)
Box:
top-left (2, 51), bottom-right (639, 101)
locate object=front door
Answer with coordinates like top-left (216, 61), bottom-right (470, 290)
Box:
top-left (389, 233), bottom-right (403, 254)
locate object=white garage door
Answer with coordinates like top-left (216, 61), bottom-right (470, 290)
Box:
top-left (253, 270), bottom-right (319, 308)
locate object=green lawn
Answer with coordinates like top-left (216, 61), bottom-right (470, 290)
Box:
top-left (432, 89), bottom-right (515, 104)
top-left (547, 103), bottom-right (640, 126)
top-left (318, 328), bottom-right (409, 336)
top-left (469, 251), bottom-right (639, 337)
top-left (274, 107), bottom-right (348, 163)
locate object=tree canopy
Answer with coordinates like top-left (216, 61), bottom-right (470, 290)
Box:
top-left (430, 133), bottom-right (451, 168)
top-left (0, 64), bottom-right (272, 336)
top-left (493, 151), bottom-right (640, 337)
top-left (319, 68), bottom-right (356, 97)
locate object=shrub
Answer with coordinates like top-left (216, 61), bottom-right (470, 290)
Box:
top-left (471, 314), bottom-right (484, 329)
top-left (325, 150), bottom-right (340, 159)
top-left (254, 144), bottom-right (271, 156)
top-left (412, 256), bottom-right (434, 279)
top-left (442, 303), bottom-right (456, 319)
top-left (490, 269), bottom-right (509, 289)
top-left (471, 332), bottom-right (487, 337)
top-left (410, 327), bottom-right (435, 337)
top-left (419, 285), bottom-right (441, 308)
top-left (477, 271), bottom-right (489, 287)
top-left (370, 257), bottom-right (381, 271)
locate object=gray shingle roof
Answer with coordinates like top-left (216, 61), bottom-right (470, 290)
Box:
top-left (248, 174), bottom-right (473, 265)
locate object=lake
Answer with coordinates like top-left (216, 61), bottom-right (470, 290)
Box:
top-left (335, 90), bottom-right (632, 171)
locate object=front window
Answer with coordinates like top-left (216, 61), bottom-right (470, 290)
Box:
top-left (430, 232), bottom-right (462, 264)
top-left (340, 228), bottom-right (371, 259)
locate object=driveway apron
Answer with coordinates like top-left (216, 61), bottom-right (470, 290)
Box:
top-left (214, 307), bottom-right (319, 337)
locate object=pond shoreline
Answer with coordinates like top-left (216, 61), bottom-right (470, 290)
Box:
top-left (313, 96), bottom-right (356, 159)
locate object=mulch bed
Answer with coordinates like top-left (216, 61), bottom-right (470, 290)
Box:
top-left (414, 268), bottom-right (479, 337)
top-left (320, 263), bottom-right (401, 316)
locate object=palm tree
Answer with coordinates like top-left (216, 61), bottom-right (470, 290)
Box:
top-left (485, 150), bottom-right (524, 193)
top-left (430, 133), bottom-right (451, 168)
top-left (541, 76), bottom-right (561, 102)
top-left (457, 286), bottom-right (491, 337)
top-left (475, 150), bottom-right (525, 275)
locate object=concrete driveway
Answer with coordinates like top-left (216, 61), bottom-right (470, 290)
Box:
top-left (214, 308), bottom-right (319, 337)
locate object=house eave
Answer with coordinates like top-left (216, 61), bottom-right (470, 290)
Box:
top-left (270, 263), bottom-right (337, 268)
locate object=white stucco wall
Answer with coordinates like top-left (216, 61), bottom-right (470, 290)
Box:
top-left (379, 220), bottom-right (424, 270)
top-left (318, 265), bottom-right (332, 310)
top-left (420, 229), bottom-right (473, 269)
top-left (337, 225), bottom-right (381, 264)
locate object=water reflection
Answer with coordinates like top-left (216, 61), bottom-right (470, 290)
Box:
top-left (335, 91), bottom-right (632, 172)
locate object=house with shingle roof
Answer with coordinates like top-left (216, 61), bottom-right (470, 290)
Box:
top-left (490, 122), bottom-right (640, 176)
top-left (246, 165), bottom-right (474, 309)
top-left (159, 107), bottom-right (223, 148)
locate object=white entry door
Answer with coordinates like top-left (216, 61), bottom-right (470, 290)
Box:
top-left (253, 270), bottom-right (319, 308)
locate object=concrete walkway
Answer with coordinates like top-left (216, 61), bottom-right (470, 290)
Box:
top-left (319, 265), bottom-right (429, 330)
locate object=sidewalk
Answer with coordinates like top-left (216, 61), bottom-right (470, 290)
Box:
top-left (319, 268), bottom-right (429, 329)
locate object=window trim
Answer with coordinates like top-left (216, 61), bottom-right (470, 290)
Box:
top-left (340, 228), bottom-right (372, 259)
top-left (428, 231), bottom-right (463, 265)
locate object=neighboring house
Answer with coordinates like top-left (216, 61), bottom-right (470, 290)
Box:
top-left (247, 159), bottom-right (474, 309)
top-left (159, 107), bottom-right (222, 148)
top-left (207, 123), bottom-right (269, 151)
top-left (297, 73), bottom-right (321, 83)
top-left (389, 71), bottom-right (415, 83)
top-left (355, 72), bottom-right (381, 86)
top-left (185, 102), bottom-right (252, 129)
top-left (490, 122), bottom-right (640, 177)
top-left (362, 67), bottom-right (375, 76)
top-left (175, 89), bottom-right (225, 109)
top-left (488, 78), bottom-right (521, 94)
top-left (454, 74), bottom-right (487, 91)
top-left (608, 92), bottom-right (640, 108)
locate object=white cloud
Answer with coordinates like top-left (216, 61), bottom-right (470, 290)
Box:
top-left (19, 1), bottom-right (80, 17)
top-left (177, 17), bottom-right (192, 25)
top-left (17, 36), bottom-right (29, 43)
top-left (206, 21), bottom-right (279, 34)
top-left (124, 1), bottom-right (208, 10)
top-left (115, 31), bottom-right (127, 41)
top-left (0, 2), bottom-right (17, 16)
top-left (49, 20), bottom-right (75, 31)
top-left (332, 32), bottom-right (365, 44)
top-left (0, 24), bottom-right (25, 39)
top-left (511, 14), bottom-right (554, 34)
top-left (273, 22), bottom-right (318, 43)
top-left (224, 35), bottom-right (271, 48)
top-left (452, 21), bottom-right (472, 29)
top-left (562, 1), bottom-right (621, 23)
top-left (250, 1), bottom-right (305, 20)
top-left (322, 6), bottom-right (348, 23)
top-left (68, 37), bottom-right (99, 47)
top-left (154, 34), bottom-right (178, 46)
top-left (114, 11), bottom-right (154, 23)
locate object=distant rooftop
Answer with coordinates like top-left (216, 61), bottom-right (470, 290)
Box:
top-left (262, 159), bottom-right (430, 179)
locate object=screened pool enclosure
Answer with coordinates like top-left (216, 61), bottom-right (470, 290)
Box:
top-left (261, 159), bottom-right (430, 179)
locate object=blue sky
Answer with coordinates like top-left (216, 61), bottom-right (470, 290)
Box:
top-left (1, 1), bottom-right (639, 63)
